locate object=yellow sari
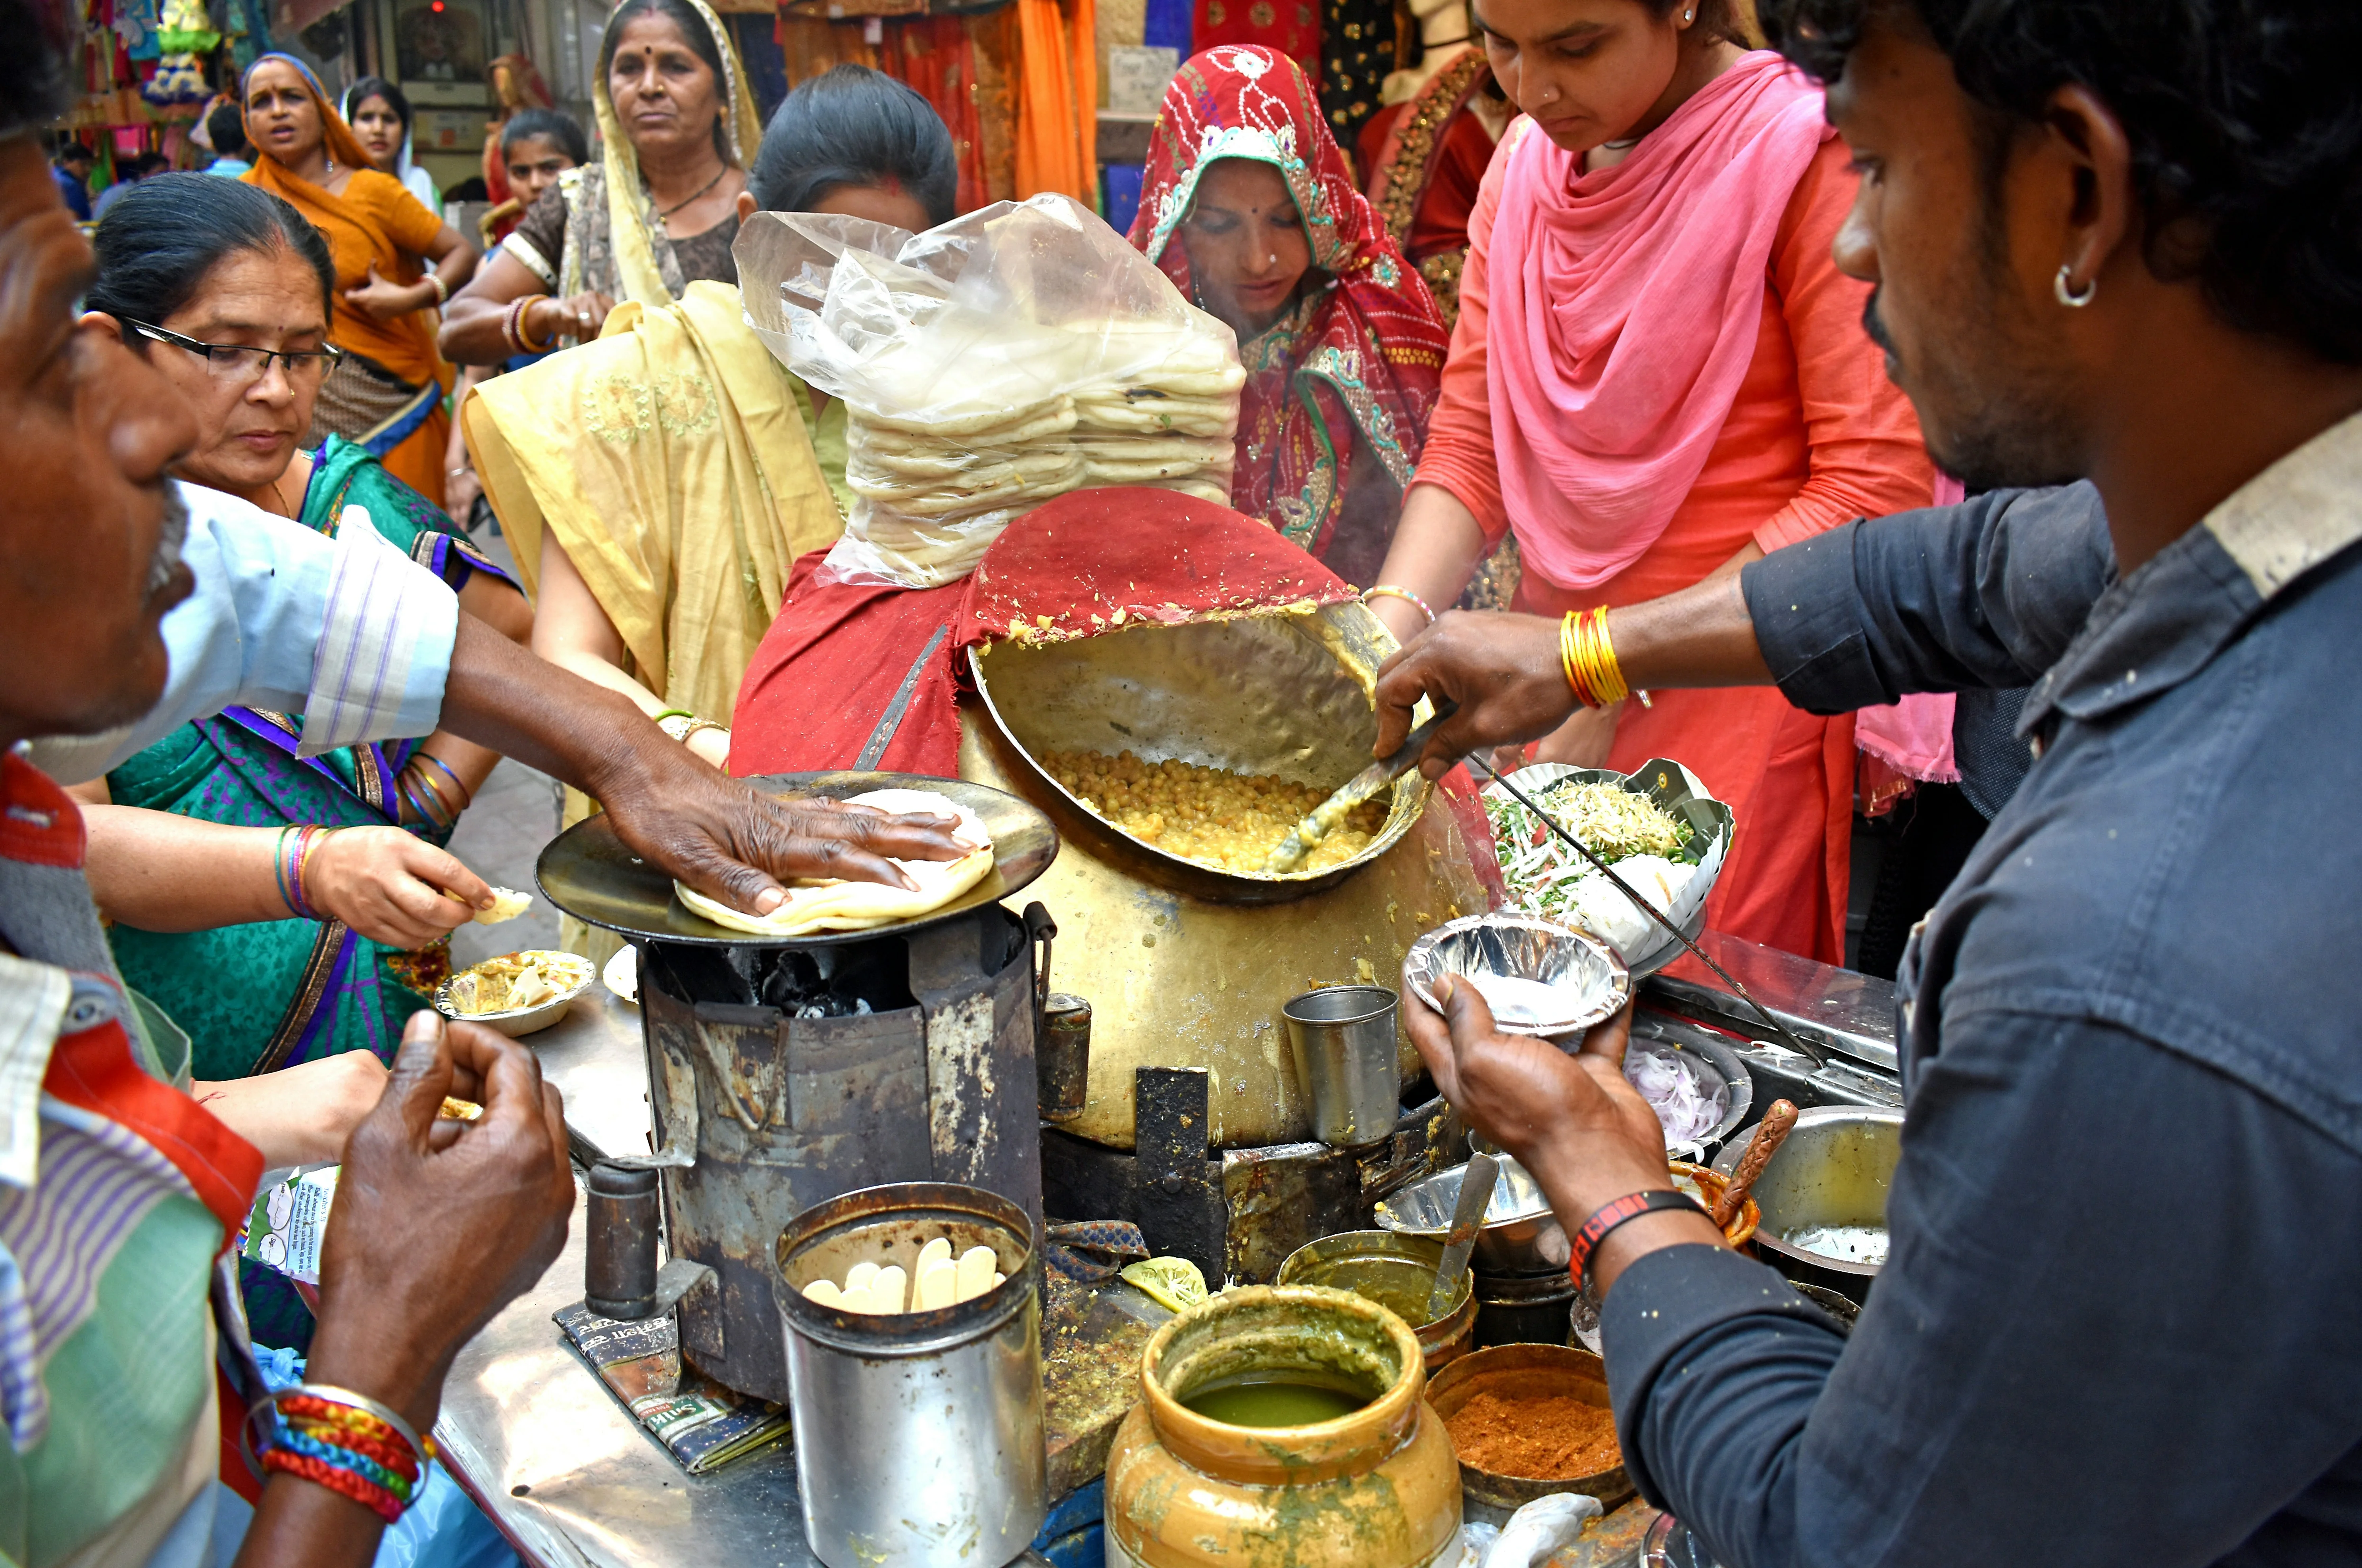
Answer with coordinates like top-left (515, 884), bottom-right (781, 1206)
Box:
top-left (465, 281), bottom-right (844, 955)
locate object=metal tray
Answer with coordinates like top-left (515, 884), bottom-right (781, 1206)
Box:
top-left (533, 771), bottom-right (1058, 947)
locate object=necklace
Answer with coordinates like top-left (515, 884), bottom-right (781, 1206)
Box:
top-left (1422, 32), bottom-right (1470, 47)
top-left (268, 476), bottom-right (294, 517)
top-left (1601, 134), bottom-right (1641, 150)
top-left (656, 163), bottom-right (729, 224)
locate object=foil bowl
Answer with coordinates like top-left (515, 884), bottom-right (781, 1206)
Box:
top-left (1402, 913), bottom-right (1630, 1046)
top-left (432, 950), bottom-right (595, 1038)
top-left (1373, 1154), bottom-right (1568, 1274)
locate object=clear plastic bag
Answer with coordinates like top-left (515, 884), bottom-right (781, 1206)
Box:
top-left (736, 195), bottom-right (1244, 589)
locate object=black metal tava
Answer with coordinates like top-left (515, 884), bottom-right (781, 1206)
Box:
top-left (534, 771), bottom-right (1058, 947)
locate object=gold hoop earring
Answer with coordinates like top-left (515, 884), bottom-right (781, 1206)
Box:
top-left (2054, 264), bottom-right (2096, 308)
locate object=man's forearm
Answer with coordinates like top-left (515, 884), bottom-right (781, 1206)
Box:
top-left (432, 611), bottom-right (652, 800)
top-left (1608, 570), bottom-right (1775, 692)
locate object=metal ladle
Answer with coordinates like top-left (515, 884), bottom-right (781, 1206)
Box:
top-left (1425, 1149), bottom-right (1498, 1325)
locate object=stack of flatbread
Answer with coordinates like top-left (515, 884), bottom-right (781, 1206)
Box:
top-left (675, 789), bottom-right (997, 938)
top-left (833, 313), bottom-right (1245, 588)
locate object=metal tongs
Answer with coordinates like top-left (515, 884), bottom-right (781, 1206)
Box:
top-left (1466, 756), bottom-right (1825, 1066)
top-left (1264, 699), bottom-right (1463, 874)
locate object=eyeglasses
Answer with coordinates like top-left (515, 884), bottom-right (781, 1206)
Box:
top-left (123, 319), bottom-right (345, 384)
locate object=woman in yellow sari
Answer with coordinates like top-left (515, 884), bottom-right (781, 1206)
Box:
top-left (465, 65), bottom-right (958, 957)
top-left (240, 53), bottom-right (473, 507)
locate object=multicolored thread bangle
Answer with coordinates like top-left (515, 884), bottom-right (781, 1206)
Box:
top-left (283, 1382), bottom-right (433, 1464)
top-left (249, 1382), bottom-right (436, 1524)
top-left (1361, 584), bottom-right (1437, 628)
top-left (263, 1447), bottom-right (408, 1522)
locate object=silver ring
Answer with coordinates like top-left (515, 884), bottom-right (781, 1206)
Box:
top-left (577, 309), bottom-right (591, 324)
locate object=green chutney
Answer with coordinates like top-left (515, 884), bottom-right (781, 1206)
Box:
top-left (1181, 1375), bottom-right (1370, 1428)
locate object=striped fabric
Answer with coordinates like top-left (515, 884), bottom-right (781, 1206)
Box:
top-left (0, 1093), bottom-right (194, 1451)
top-left (297, 505), bottom-right (454, 758)
top-left (0, 957), bottom-right (67, 1190)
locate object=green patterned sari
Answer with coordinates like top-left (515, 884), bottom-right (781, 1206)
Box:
top-left (107, 437), bottom-right (513, 1082)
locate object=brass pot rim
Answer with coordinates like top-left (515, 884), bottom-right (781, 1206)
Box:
top-left (1139, 1284), bottom-right (1427, 1483)
top-left (966, 607), bottom-right (1433, 905)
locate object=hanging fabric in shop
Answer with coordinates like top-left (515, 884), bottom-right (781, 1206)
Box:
top-left (1190, 0), bottom-right (1316, 88)
top-left (1318, 0), bottom-right (1391, 169)
top-left (1014, 0), bottom-right (1097, 201)
top-left (881, 16), bottom-right (987, 212)
top-left (1143, 0), bottom-right (1191, 53)
top-left (771, 16), bottom-right (1004, 211)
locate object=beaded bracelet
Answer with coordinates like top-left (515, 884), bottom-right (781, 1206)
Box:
top-left (1362, 584), bottom-right (1437, 627)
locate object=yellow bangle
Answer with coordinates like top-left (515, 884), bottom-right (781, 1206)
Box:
top-left (1560, 613), bottom-right (1594, 707)
top-left (1575, 607), bottom-right (1630, 706)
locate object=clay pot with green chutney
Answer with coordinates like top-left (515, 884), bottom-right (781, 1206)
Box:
top-left (1103, 1285), bottom-right (1463, 1568)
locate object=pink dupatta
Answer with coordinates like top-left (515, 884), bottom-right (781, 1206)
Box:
top-left (1485, 52), bottom-right (1832, 591)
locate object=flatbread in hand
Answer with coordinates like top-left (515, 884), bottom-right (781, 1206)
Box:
top-left (473, 888), bottom-right (534, 924)
top-left (674, 789), bottom-right (995, 937)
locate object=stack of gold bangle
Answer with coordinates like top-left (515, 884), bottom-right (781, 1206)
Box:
top-left (1560, 606), bottom-right (1630, 708)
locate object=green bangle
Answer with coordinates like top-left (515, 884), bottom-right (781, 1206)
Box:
top-left (651, 708), bottom-right (695, 724)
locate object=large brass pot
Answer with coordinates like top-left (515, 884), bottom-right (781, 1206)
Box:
top-left (959, 605), bottom-right (1492, 1150)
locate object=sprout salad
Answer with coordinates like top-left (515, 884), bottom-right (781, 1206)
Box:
top-left (1484, 778), bottom-right (1703, 937)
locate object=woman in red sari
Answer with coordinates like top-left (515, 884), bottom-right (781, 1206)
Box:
top-left (1362, 0), bottom-right (1941, 964)
top-left (1129, 46), bottom-right (1450, 586)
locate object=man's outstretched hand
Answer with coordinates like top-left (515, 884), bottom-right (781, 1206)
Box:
top-left (1373, 611), bottom-right (1580, 778)
top-left (437, 613), bottom-right (973, 916)
top-left (594, 740), bottom-right (973, 917)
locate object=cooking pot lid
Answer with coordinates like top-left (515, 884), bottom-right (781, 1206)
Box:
top-left (534, 771), bottom-right (1059, 946)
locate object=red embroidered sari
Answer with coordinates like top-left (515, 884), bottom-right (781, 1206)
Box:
top-left (1128, 46), bottom-right (1448, 562)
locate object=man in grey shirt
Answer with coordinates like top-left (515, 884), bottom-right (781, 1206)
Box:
top-left (1371, 0), bottom-right (2362, 1560)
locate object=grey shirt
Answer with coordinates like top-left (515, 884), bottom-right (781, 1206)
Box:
top-left (1601, 421), bottom-right (2362, 1566)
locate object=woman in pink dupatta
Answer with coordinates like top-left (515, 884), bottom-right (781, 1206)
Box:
top-left (1362, 0), bottom-right (1941, 964)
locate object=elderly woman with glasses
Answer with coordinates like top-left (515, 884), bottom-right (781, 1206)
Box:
top-left (69, 174), bottom-right (534, 1351)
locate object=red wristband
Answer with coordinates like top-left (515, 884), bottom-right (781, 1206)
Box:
top-left (1568, 1188), bottom-right (1707, 1291)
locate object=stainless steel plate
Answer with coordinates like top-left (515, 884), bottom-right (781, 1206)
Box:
top-left (534, 771), bottom-right (1058, 947)
top-left (1374, 1155), bottom-right (1570, 1274)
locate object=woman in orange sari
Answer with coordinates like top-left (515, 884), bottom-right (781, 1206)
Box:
top-left (241, 54), bottom-right (474, 507)
top-left (1362, 0), bottom-right (1939, 964)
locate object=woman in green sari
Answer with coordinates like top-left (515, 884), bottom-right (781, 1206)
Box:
top-left (74, 176), bottom-right (534, 1347)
